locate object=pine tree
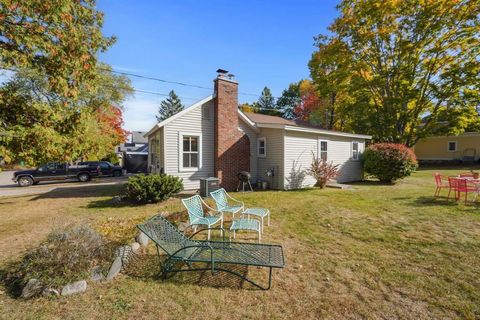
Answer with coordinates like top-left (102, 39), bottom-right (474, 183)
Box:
top-left (156, 90), bottom-right (184, 122)
top-left (257, 87), bottom-right (275, 110)
top-left (256, 87), bottom-right (279, 115)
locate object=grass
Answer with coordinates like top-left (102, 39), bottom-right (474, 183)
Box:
top-left (1, 167), bottom-right (480, 319)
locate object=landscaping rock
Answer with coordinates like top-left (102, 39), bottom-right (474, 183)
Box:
top-left (106, 256), bottom-right (122, 280)
top-left (160, 211), bottom-right (169, 217)
top-left (42, 287), bottom-right (60, 297)
top-left (61, 280), bottom-right (87, 296)
top-left (136, 232), bottom-right (149, 246)
top-left (21, 279), bottom-right (43, 299)
top-left (131, 242), bottom-right (140, 252)
top-left (91, 266), bottom-right (104, 282)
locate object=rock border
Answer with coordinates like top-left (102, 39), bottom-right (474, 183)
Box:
top-left (20, 219), bottom-right (161, 299)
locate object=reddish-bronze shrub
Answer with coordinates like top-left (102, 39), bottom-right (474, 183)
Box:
top-left (363, 143), bottom-right (418, 182)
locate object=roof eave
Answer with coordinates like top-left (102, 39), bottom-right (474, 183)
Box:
top-left (237, 109), bottom-right (260, 133)
top-left (256, 123), bottom-right (372, 139)
top-left (144, 95), bottom-right (214, 138)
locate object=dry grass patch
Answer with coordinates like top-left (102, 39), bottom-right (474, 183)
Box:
top-left (0, 167), bottom-right (480, 319)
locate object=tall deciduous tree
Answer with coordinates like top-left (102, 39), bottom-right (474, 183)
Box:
top-left (293, 80), bottom-right (320, 122)
top-left (309, 36), bottom-right (353, 130)
top-left (239, 103), bottom-right (257, 113)
top-left (156, 90), bottom-right (184, 122)
top-left (0, 0), bottom-right (114, 97)
top-left (309, 0), bottom-right (480, 146)
top-left (0, 66), bottom-right (132, 165)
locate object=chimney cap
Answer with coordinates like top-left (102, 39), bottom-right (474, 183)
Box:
top-left (216, 68), bottom-right (229, 74)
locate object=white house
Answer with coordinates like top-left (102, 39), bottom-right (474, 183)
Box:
top-left (145, 70), bottom-right (371, 190)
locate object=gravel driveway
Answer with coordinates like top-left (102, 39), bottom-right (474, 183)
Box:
top-left (0, 170), bottom-right (130, 197)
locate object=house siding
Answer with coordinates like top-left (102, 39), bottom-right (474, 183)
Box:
top-left (164, 100), bottom-right (215, 190)
top-left (329, 136), bottom-right (365, 183)
top-left (148, 127), bottom-right (163, 173)
top-left (238, 119), bottom-right (258, 182)
top-left (257, 128), bottom-right (284, 189)
top-left (414, 135), bottom-right (480, 161)
top-left (284, 131), bottom-right (318, 188)
top-left (284, 131), bottom-right (365, 188)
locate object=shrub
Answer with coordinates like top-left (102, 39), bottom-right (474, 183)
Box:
top-left (102, 152), bottom-right (120, 165)
top-left (5, 225), bottom-right (115, 292)
top-left (124, 174), bottom-right (183, 203)
top-left (363, 143), bottom-right (418, 183)
top-left (308, 152), bottom-right (340, 188)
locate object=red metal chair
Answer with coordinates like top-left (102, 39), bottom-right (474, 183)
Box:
top-left (459, 172), bottom-right (474, 178)
top-left (447, 177), bottom-right (460, 200)
top-left (434, 173), bottom-right (449, 197)
top-left (455, 178), bottom-right (478, 204)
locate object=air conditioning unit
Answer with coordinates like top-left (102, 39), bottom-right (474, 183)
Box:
top-left (200, 177), bottom-right (220, 197)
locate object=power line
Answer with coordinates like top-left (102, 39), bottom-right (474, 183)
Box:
top-left (0, 67), bottom-right (202, 101)
top-left (102, 68), bottom-right (213, 91)
top-left (1, 67), bottom-right (288, 108)
top-left (2, 66), bottom-right (282, 99)
top-left (99, 84), bottom-right (201, 101)
top-left (103, 68), bottom-right (274, 99)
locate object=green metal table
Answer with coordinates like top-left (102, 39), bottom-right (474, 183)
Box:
top-left (230, 218), bottom-right (261, 242)
top-left (243, 207), bottom-right (270, 233)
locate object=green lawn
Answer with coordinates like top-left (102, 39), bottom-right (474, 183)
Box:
top-left (1, 167), bottom-right (480, 319)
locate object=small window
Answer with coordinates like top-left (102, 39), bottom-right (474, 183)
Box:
top-left (319, 140), bottom-right (328, 161)
top-left (182, 136), bottom-right (199, 168)
top-left (257, 137), bottom-right (266, 157)
top-left (448, 141), bottom-right (457, 152)
top-left (352, 142), bottom-right (359, 160)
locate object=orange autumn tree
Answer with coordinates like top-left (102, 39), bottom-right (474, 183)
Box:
top-left (293, 80), bottom-right (322, 122)
top-left (97, 105), bottom-right (130, 146)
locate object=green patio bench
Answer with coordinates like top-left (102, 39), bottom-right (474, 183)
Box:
top-left (137, 215), bottom-right (285, 290)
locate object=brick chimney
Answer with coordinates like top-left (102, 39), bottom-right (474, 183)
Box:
top-left (214, 70), bottom-right (250, 191)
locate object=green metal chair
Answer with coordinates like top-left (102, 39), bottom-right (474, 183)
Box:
top-left (181, 195), bottom-right (223, 240)
top-left (137, 215), bottom-right (285, 290)
top-left (210, 188), bottom-right (244, 219)
top-left (211, 188), bottom-right (270, 233)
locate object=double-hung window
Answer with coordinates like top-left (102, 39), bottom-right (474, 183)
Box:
top-left (257, 137), bottom-right (266, 157)
top-left (319, 140), bottom-right (328, 161)
top-left (352, 142), bottom-right (360, 160)
top-left (448, 141), bottom-right (457, 152)
top-left (181, 134), bottom-right (200, 170)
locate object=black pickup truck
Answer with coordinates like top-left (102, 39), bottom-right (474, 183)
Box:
top-left (12, 162), bottom-right (101, 187)
top-left (77, 161), bottom-right (123, 177)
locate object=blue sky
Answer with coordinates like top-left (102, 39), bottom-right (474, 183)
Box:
top-left (97, 0), bottom-right (339, 131)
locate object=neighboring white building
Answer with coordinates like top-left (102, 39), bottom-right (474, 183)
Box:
top-left (116, 131), bottom-right (149, 173)
top-left (145, 71), bottom-right (371, 190)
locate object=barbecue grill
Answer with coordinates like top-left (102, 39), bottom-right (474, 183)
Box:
top-left (237, 171), bottom-right (253, 192)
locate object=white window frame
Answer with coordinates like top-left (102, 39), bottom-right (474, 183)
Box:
top-left (447, 141), bottom-right (457, 152)
top-left (257, 137), bottom-right (267, 158)
top-left (318, 139), bottom-right (328, 161)
top-left (352, 141), bottom-right (360, 160)
top-left (179, 132), bottom-right (202, 172)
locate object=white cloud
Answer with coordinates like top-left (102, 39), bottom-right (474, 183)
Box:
top-left (122, 96), bottom-right (158, 132)
top-left (111, 65), bottom-right (145, 73)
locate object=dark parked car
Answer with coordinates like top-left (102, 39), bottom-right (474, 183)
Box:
top-left (12, 162), bottom-right (101, 187)
top-left (78, 161), bottom-right (123, 177)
